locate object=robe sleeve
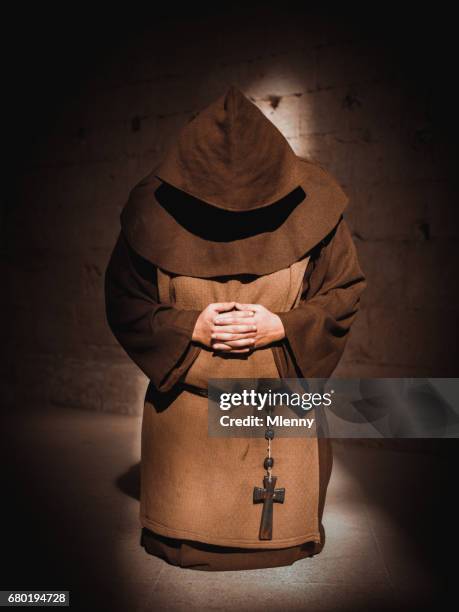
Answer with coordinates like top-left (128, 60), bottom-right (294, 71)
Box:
top-left (274, 216), bottom-right (366, 378)
top-left (104, 231), bottom-right (202, 392)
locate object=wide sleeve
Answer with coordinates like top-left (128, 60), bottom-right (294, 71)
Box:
top-left (104, 231), bottom-right (202, 392)
top-left (274, 216), bottom-right (366, 378)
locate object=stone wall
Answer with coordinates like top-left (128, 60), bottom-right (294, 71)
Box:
top-left (3, 9), bottom-right (457, 415)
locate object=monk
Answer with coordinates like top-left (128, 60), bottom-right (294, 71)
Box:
top-left (104, 85), bottom-right (366, 570)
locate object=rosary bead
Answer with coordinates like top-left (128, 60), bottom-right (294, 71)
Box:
top-left (265, 429), bottom-right (275, 440)
top-left (264, 457), bottom-right (274, 470)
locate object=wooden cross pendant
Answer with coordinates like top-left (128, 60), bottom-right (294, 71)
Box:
top-left (253, 475), bottom-right (285, 540)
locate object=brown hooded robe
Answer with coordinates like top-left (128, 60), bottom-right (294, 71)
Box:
top-left (104, 86), bottom-right (366, 571)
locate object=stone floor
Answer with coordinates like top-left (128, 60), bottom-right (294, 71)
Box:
top-left (1, 405), bottom-right (456, 611)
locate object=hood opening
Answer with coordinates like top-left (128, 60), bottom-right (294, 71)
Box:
top-left (154, 181), bottom-right (306, 242)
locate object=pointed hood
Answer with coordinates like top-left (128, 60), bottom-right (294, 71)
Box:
top-left (120, 85), bottom-right (349, 277)
top-left (154, 85), bottom-right (300, 211)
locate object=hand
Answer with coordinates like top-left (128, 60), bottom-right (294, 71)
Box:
top-left (192, 302), bottom-right (257, 353)
top-left (213, 303), bottom-right (285, 350)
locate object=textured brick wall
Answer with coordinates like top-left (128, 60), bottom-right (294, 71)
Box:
top-left (3, 9), bottom-right (457, 415)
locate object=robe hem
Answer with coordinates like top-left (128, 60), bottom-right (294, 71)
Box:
top-left (139, 513), bottom-right (322, 549)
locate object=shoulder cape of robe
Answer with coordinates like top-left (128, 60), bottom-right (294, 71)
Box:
top-left (104, 215), bottom-right (366, 392)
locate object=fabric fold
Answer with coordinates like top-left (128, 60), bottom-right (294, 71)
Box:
top-left (119, 85), bottom-right (349, 278)
top-left (104, 231), bottom-right (201, 392)
top-left (275, 217), bottom-right (366, 378)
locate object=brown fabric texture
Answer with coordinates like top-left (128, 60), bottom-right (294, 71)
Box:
top-left (138, 258), bottom-right (319, 549)
top-left (140, 429), bottom-right (333, 570)
top-left (119, 86), bottom-right (349, 278)
top-left (104, 216), bottom-right (364, 565)
top-left (140, 528), bottom-right (318, 571)
top-left (155, 84), bottom-right (303, 211)
top-left (156, 256), bottom-right (309, 387)
top-left (104, 216), bottom-right (366, 394)
top-left (273, 217), bottom-right (367, 378)
top-left (104, 231), bottom-right (201, 393)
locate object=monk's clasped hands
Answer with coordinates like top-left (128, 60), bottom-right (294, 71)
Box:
top-left (191, 301), bottom-right (285, 354)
